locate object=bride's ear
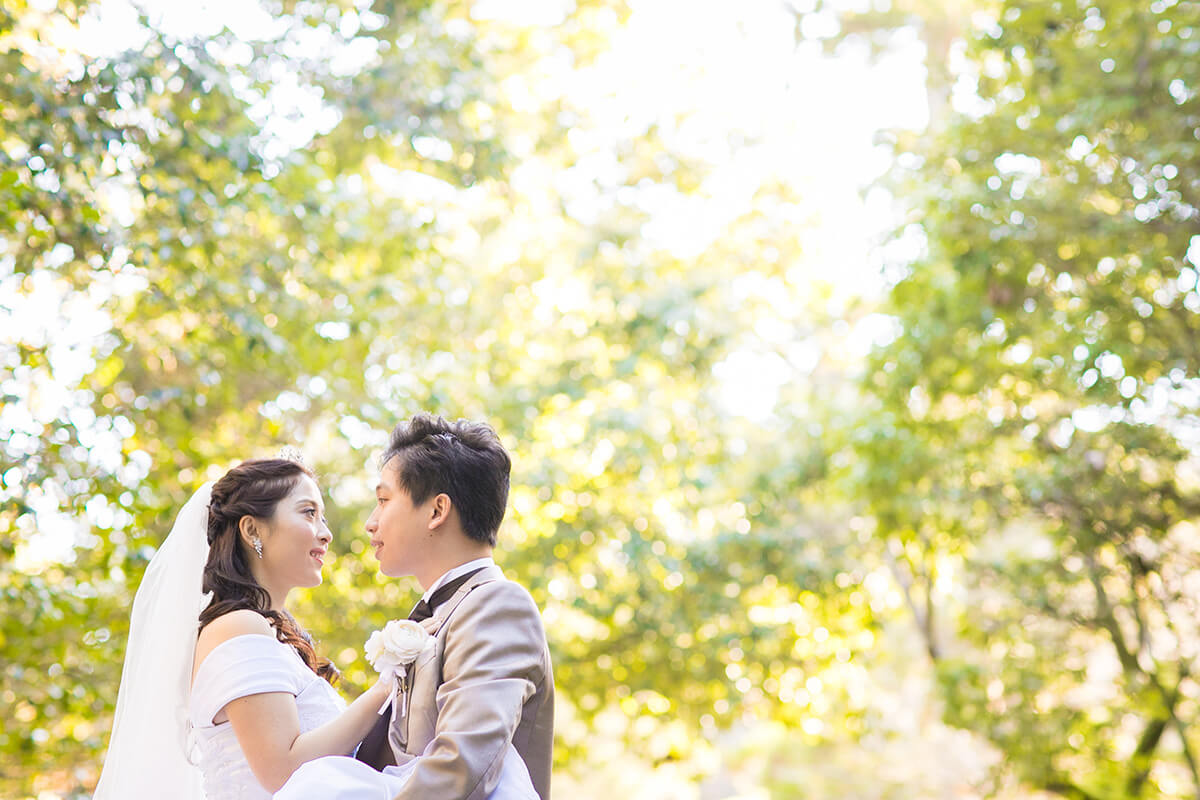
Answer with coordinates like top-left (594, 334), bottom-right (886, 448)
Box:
top-left (238, 515), bottom-right (259, 547)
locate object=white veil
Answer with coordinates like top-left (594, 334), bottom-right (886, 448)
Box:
top-left (94, 482), bottom-right (215, 799)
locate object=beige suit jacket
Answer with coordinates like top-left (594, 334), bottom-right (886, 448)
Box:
top-left (367, 565), bottom-right (554, 800)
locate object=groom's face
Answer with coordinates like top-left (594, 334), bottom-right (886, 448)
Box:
top-left (366, 457), bottom-right (431, 578)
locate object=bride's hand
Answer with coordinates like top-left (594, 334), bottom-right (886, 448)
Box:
top-left (366, 671), bottom-right (393, 702)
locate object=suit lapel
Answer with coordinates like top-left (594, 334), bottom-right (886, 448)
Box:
top-left (394, 565), bottom-right (503, 756)
top-left (421, 563), bottom-right (504, 636)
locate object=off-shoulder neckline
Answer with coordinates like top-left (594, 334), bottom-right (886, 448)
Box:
top-left (191, 633), bottom-right (295, 687)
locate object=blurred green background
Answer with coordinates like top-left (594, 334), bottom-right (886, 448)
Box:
top-left (3, 0), bottom-right (1199, 797)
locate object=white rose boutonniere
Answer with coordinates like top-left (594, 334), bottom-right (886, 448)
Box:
top-left (365, 619), bottom-right (431, 715)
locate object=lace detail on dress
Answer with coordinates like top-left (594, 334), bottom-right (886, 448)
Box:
top-left (188, 634), bottom-right (346, 800)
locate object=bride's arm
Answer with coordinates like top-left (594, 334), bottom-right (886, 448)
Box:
top-left (200, 612), bottom-right (392, 793)
top-left (225, 680), bottom-right (390, 792)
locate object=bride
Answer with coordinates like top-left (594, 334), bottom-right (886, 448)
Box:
top-left (94, 457), bottom-right (535, 799)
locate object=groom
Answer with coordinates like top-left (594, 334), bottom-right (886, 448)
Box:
top-left (355, 412), bottom-right (554, 800)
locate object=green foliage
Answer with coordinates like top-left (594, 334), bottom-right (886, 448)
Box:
top-left (1, 1), bottom-right (852, 796)
top-left (6, 0), bottom-right (1200, 798)
top-left (854, 0), bottom-right (1200, 797)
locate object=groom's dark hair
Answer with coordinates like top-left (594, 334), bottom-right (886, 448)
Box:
top-left (383, 413), bottom-right (511, 546)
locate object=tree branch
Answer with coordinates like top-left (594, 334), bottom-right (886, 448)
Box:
top-left (884, 538), bottom-right (940, 662)
top-left (1042, 779), bottom-right (1103, 800)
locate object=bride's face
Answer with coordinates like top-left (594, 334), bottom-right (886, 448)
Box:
top-left (258, 475), bottom-right (332, 591)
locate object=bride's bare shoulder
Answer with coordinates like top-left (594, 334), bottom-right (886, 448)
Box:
top-left (193, 610), bottom-right (274, 674)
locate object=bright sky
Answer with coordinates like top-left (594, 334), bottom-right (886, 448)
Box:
top-left (5, 0), bottom-right (929, 567)
top-left (578, 1), bottom-right (927, 417)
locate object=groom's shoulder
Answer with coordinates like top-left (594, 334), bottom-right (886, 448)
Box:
top-left (440, 578), bottom-right (550, 684)
top-left (456, 575), bottom-right (544, 624)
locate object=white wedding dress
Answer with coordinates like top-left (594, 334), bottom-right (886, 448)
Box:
top-left (189, 633), bottom-right (348, 799)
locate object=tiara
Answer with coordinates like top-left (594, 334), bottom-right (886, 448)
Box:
top-left (277, 446), bottom-right (306, 465)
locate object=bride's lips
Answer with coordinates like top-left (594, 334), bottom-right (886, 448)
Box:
top-left (370, 539), bottom-right (382, 557)
top-left (310, 547), bottom-right (327, 566)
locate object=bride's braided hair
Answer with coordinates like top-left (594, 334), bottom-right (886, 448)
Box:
top-left (199, 458), bottom-right (338, 684)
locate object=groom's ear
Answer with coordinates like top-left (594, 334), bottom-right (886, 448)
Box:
top-left (428, 493), bottom-right (452, 530)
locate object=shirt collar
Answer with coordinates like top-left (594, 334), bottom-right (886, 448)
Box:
top-left (422, 556), bottom-right (495, 603)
